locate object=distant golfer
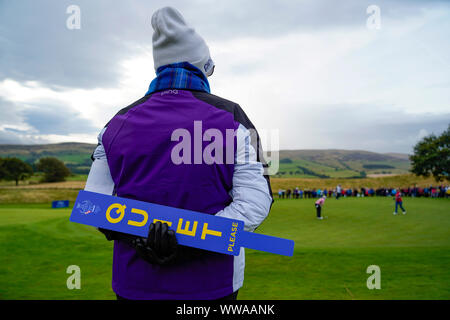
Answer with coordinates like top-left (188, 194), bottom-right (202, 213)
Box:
top-left (393, 189), bottom-right (406, 215)
top-left (315, 196), bottom-right (326, 220)
top-left (336, 184), bottom-right (341, 200)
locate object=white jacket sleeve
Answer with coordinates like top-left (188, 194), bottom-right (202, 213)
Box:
top-left (215, 124), bottom-right (273, 232)
top-left (84, 127), bottom-right (115, 196)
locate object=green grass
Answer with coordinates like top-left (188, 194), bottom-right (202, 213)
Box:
top-left (0, 189), bottom-right (80, 204)
top-left (241, 197), bottom-right (450, 299)
top-left (0, 197), bottom-right (449, 300)
top-left (66, 174), bottom-right (88, 181)
top-left (0, 204), bottom-right (114, 300)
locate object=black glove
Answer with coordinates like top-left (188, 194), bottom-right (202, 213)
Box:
top-left (134, 221), bottom-right (178, 265)
top-left (100, 223), bottom-right (207, 265)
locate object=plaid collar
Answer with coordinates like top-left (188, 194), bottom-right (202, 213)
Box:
top-left (145, 62), bottom-right (211, 95)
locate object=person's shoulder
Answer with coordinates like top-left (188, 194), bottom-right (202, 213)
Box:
top-left (190, 91), bottom-right (240, 113)
top-left (103, 94), bottom-right (153, 127)
top-left (114, 94), bottom-right (153, 117)
top-left (190, 91), bottom-right (256, 129)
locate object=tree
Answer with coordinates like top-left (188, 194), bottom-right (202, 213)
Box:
top-left (0, 157), bottom-right (33, 186)
top-left (410, 125), bottom-right (450, 182)
top-left (36, 157), bottom-right (71, 182)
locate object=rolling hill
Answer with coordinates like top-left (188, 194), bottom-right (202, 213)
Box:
top-left (0, 143), bottom-right (411, 178)
top-left (276, 149), bottom-right (411, 178)
top-left (0, 143), bottom-right (95, 174)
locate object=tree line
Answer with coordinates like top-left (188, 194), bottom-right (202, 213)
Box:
top-left (0, 123), bottom-right (447, 185)
top-left (0, 157), bottom-right (71, 186)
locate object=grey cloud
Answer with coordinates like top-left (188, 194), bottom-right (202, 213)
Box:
top-left (0, 0), bottom-right (137, 89)
top-left (0, 97), bottom-right (24, 126)
top-left (0, 98), bottom-right (97, 144)
top-left (187, 0), bottom-right (450, 38)
top-left (1, 0), bottom-right (448, 90)
top-left (280, 103), bottom-right (449, 153)
top-left (0, 128), bottom-right (50, 145)
top-left (22, 102), bottom-right (97, 135)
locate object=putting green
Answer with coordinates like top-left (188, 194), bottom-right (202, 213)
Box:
top-left (0, 197), bottom-right (449, 299)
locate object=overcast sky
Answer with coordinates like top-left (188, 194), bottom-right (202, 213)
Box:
top-left (0, 0), bottom-right (449, 153)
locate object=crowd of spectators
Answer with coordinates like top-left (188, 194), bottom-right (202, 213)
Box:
top-left (277, 185), bottom-right (450, 199)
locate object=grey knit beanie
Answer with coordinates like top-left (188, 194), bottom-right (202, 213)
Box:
top-left (151, 7), bottom-right (214, 77)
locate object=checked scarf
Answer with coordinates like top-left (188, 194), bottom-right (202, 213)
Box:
top-left (145, 62), bottom-right (211, 95)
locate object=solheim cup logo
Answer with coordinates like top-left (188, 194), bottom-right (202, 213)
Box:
top-left (76, 200), bottom-right (101, 215)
